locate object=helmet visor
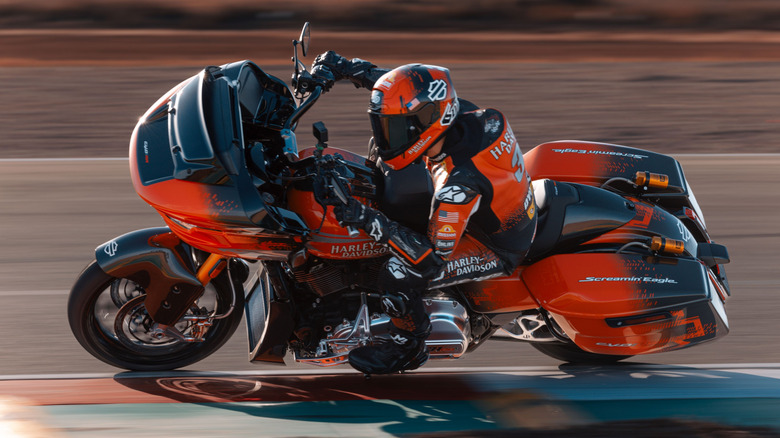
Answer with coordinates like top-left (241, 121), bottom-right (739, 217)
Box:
top-left (369, 102), bottom-right (439, 160)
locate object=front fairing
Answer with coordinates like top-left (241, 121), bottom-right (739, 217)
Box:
top-left (129, 61), bottom-right (308, 257)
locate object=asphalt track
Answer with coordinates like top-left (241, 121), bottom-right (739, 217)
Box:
top-left (2, 30), bottom-right (780, 436)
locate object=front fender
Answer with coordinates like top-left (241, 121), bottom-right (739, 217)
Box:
top-left (95, 227), bottom-right (204, 325)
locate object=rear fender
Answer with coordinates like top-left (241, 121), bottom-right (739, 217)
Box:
top-left (95, 227), bottom-right (204, 326)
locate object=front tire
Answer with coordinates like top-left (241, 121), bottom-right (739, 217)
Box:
top-left (531, 341), bottom-right (631, 364)
top-left (68, 260), bottom-right (244, 371)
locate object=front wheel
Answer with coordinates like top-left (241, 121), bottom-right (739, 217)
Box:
top-left (531, 341), bottom-right (631, 364)
top-left (67, 260), bottom-right (245, 371)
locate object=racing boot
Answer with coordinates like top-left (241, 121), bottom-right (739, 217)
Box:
top-left (348, 292), bottom-right (431, 375)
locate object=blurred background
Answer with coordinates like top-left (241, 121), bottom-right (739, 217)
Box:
top-left (2, 0), bottom-right (780, 31)
top-left (2, 1), bottom-right (780, 158)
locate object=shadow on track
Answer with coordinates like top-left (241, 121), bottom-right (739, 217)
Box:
top-left (112, 363), bottom-right (780, 436)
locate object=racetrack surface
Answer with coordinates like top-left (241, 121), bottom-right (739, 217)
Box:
top-left (1, 154), bottom-right (775, 376)
top-left (1, 29), bottom-right (779, 436)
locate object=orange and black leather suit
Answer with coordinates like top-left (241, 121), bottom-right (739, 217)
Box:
top-left (320, 57), bottom-right (539, 374)
top-left (351, 66), bottom-right (538, 287)
top-left (374, 105), bottom-right (537, 288)
top-left (424, 102), bottom-right (538, 286)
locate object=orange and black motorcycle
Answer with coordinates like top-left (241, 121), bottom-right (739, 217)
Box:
top-left (68, 25), bottom-right (731, 371)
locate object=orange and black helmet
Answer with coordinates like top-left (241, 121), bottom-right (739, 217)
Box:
top-left (368, 64), bottom-right (459, 170)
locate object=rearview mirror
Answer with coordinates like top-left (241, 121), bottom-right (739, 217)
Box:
top-left (299, 22), bottom-right (310, 57)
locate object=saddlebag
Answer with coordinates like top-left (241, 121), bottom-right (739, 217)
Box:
top-left (522, 253), bottom-right (729, 356)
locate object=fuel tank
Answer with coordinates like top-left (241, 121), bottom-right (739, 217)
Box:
top-left (286, 147), bottom-right (434, 260)
top-left (285, 147), bottom-right (388, 260)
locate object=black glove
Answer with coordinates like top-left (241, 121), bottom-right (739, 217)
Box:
top-left (333, 197), bottom-right (371, 229)
top-left (311, 51), bottom-right (377, 88)
top-left (310, 64), bottom-right (335, 91)
top-left (312, 51), bottom-right (349, 81)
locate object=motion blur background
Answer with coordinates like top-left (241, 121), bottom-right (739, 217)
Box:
top-left (2, 0), bottom-right (780, 160)
top-left (2, 7), bottom-right (780, 438)
top-left (3, 0), bottom-right (780, 31)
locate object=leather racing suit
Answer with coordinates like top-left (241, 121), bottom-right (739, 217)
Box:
top-left (313, 53), bottom-right (538, 374)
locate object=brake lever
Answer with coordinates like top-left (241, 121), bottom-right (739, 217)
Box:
top-left (328, 175), bottom-right (350, 204)
top-left (312, 153), bottom-right (361, 237)
top-left (327, 175), bottom-right (360, 237)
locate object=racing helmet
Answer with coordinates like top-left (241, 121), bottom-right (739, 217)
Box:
top-left (368, 64), bottom-right (459, 170)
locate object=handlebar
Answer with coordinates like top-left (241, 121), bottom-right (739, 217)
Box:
top-left (284, 84), bottom-right (323, 131)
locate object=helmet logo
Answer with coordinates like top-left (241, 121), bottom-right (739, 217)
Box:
top-left (370, 90), bottom-right (383, 111)
top-left (428, 79), bottom-right (448, 101)
top-left (441, 100), bottom-right (458, 126)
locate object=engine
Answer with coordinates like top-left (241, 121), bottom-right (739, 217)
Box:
top-left (291, 256), bottom-right (384, 297)
top-left (288, 258), bottom-right (473, 365)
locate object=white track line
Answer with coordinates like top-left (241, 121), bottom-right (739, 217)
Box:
top-left (0, 158), bottom-right (127, 162)
top-left (2, 363), bottom-right (780, 381)
top-left (0, 290), bottom-right (68, 297)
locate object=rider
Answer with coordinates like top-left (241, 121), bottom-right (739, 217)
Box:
top-left (311, 52), bottom-right (537, 374)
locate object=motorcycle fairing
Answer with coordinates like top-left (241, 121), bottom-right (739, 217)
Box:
top-left (95, 227), bottom-right (204, 326)
top-left (522, 253), bottom-right (728, 356)
top-left (130, 61), bottom-right (307, 259)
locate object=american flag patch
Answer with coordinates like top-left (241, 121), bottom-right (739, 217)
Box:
top-left (406, 98), bottom-right (420, 110)
top-left (439, 210), bottom-right (459, 223)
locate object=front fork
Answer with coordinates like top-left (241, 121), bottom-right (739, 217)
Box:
top-left (152, 253), bottom-right (237, 342)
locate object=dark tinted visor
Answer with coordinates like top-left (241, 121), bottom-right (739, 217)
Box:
top-left (369, 103), bottom-right (439, 160)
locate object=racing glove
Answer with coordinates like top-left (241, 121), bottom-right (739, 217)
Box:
top-left (311, 51), bottom-right (380, 89)
top-left (333, 197), bottom-right (371, 228)
top-left (310, 64), bottom-right (336, 91)
top-left (333, 198), bottom-right (444, 278)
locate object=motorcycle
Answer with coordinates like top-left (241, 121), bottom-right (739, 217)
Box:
top-left (68, 24), bottom-right (731, 372)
